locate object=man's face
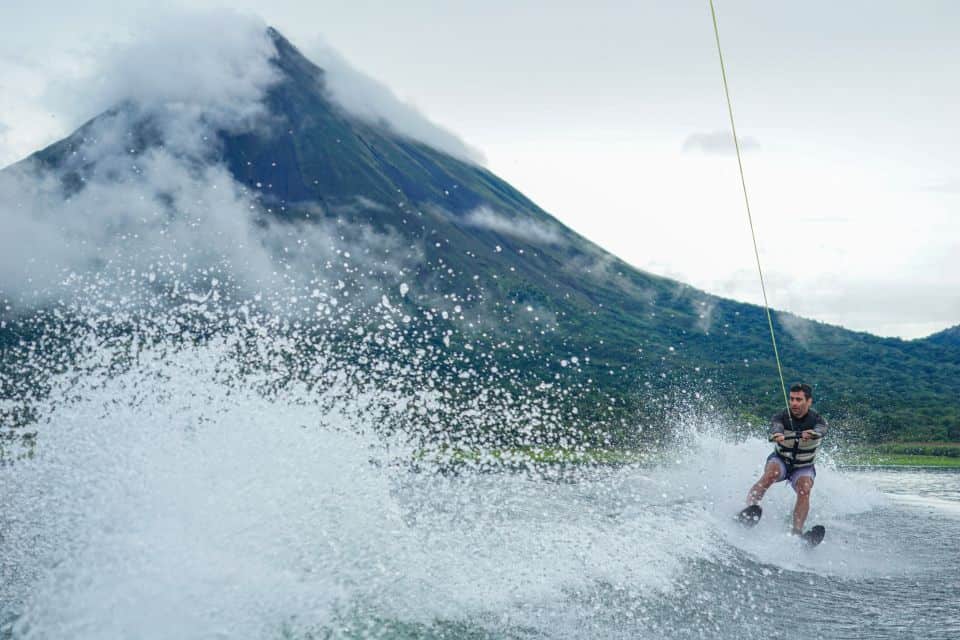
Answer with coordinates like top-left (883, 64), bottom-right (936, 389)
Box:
top-left (789, 391), bottom-right (812, 417)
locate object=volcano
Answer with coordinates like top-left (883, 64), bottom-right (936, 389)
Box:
top-left (2, 27), bottom-right (957, 443)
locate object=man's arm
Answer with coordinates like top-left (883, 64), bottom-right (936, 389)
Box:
top-left (769, 412), bottom-right (786, 442)
top-left (812, 413), bottom-right (828, 437)
top-left (801, 413), bottom-right (828, 440)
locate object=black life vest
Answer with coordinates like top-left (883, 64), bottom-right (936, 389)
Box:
top-left (773, 409), bottom-right (825, 468)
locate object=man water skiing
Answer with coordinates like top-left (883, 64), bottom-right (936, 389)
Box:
top-left (741, 383), bottom-right (828, 541)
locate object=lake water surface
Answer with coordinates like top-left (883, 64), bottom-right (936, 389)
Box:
top-left (4, 408), bottom-right (957, 640)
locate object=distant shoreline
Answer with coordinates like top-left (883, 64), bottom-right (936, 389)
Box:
top-left (419, 444), bottom-right (960, 470)
top-left (842, 442), bottom-right (960, 469)
top-left (840, 455), bottom-right (960, 469)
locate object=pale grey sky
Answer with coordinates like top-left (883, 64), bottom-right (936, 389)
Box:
top-left (1, 1), bottom-right (958, 338)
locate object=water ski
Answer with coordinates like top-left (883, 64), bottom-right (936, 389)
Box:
top-left (801, 525), bottom-right (825, 547)
top-left (736, 504), bottom-right (762, 527)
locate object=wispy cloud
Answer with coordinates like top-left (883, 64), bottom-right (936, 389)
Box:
top-left (329, 196), bottom-right (392, 216)
top-left (708, 268), bottom-right (960, 340)
top-left (461, 206), bottom-right (564, 246)
top-left (306, 39), bottom-right (485, 165)
top-left (693, 298), bottom-right (717, 334)
top-left (682, 130), bottom-right (760, 155)
top-left (563, 248), bottom-right (656, 301)
top-left (0, 17), bottom-right (421, 312)
top-left (777, 311), bottom-right (817, 347)
top-left (42, 10), bottom-right (281, 148)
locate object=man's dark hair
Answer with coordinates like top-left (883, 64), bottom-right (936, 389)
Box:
top-left (790, 382), bottom-right (813, 399)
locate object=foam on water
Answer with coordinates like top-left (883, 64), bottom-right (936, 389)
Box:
top-left (608, 428), bottom-right (910, 579)
top-left (1, 335), bottom-right (711, 638)
top-left (0, 281), bottom-right (938, 639)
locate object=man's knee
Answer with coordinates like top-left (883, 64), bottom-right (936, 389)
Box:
top-left (761, 463), bottom-right (782, 485)
top-left (794, 477), bottom-right (814, 497)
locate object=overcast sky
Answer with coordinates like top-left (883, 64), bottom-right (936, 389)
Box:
top-left (1, 1), bottom-right (957, 339)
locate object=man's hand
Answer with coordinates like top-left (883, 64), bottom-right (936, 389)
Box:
top-left (801, 430), bottom-right (817, 440)
top-left (773, 433), bottom-right (785, 444)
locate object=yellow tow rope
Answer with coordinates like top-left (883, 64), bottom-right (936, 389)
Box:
top-left (707, 0), bottom-right (791, 419)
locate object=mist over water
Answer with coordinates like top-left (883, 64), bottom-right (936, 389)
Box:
top-left (3, 265), bottom-right (958, 640)
top-left (0, 261), bottom-right (609, 636)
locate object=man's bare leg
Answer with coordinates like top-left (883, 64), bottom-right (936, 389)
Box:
top-left (791, 476), bottom-right (814, 534)
top-left (746, 461), bottom-right (783, 505)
